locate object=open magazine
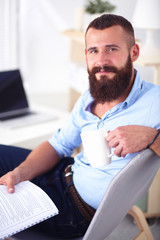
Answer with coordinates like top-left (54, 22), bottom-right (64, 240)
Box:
top-left (0, 181), bottom-right (58, 239)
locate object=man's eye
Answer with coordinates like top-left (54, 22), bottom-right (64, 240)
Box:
top-left (88, 49), bottom-right (97, 54)
top-left (109, 48), bottom-right (116, 52)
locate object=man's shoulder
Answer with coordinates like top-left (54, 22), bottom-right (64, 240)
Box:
top-left (152, 84), bottom-right (160, 91)
top-left (140, 84), bottom-right (160, 107)
top-left (147, 84), bottom-right (160, 95)
top-left (140, 80), bottom-right (160, 96)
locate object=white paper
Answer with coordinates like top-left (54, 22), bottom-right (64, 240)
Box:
top-left (0, 181), bottom-right (58, 239)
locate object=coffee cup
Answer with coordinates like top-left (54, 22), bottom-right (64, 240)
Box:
top-left (81, 129), bottom-right (111, 168)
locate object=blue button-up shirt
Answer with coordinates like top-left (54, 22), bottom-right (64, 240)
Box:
top-left (49, 70), bottom-right (160, 209)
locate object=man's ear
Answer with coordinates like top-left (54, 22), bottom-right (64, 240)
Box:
top-left (130, 44), bottom-right (139, 62)
top-left (85, 48), bottom-right (87, 64)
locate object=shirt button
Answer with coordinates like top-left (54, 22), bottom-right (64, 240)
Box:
top-left (97, 121), bottom-right (104, 129)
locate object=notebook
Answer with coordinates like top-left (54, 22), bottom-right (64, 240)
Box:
top-left (0, 181), bottom-right (58, 239)
top-left (0, 69), bottom-right (58, 129)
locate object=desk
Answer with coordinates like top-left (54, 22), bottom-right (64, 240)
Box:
top-left (0, 108), bottom-right (68, 149)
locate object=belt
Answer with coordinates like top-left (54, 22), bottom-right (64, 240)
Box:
top-left (64, 165), bottom-right (95, 222)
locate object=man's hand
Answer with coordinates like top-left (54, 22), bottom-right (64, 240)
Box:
top-left (0, 141), bottom-right (60, 194)
top-left (106, 125), bottom-right (158, 157)
top-left (0, 169), bottom-right (20, 193)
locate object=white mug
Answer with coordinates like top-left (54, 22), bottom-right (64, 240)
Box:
top-left (81, 129), bottom-right (111, 168)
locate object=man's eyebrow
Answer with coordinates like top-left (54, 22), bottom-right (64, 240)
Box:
top-left (87, 44), bottom-right (121, 52)
top-left (105, 44), bottom-right (120, 48)
top-left (87, 47), bottom-right (97, 52)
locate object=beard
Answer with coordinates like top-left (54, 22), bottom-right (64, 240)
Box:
top-left (88, 54), bottom-right (132, 103)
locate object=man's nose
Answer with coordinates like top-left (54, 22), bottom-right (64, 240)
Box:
top-left (96, 52), bottom-right (110, 66)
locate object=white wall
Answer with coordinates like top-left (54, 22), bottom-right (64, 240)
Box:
top-left (112, 0), bottom-right (160, 84)
top-left (0, 0), bottom-right (19, 70)
top-left (18, 0), bottom-right (85, 93)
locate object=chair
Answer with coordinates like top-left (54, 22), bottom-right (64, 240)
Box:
top-left (10, 149), bottom-right (160, 240)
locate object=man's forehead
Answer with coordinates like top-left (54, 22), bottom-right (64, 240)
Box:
top-left (85, 26), bottom-right (126, 48)
top-left (86, 25), bottom-right (124, 37)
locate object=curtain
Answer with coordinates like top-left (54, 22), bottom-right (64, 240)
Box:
top-left (0, 0), bottom-right (19, 70)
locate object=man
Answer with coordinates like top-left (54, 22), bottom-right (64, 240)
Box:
top-left (0, 14), bottom-right (160, 239)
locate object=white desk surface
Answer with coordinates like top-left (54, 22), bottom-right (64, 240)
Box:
top-left (0, 107), bottom-right (69, 149)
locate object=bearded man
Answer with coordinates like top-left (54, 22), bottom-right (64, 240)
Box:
top-left (0, 14), bottom-right (160, 239)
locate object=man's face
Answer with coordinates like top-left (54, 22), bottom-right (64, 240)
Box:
top-left (85, 26), bottom-right (135, 103)
top-left (87, 54), bottom-right (132, 103)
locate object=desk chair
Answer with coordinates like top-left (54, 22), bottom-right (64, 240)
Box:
top-left (10, 149), bottom-right (160, 240)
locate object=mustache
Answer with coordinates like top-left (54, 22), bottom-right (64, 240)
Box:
top-left (90, 66), bottom-right (118, 75)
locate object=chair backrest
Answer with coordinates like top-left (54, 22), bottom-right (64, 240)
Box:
top-left (83, 149), bottom-right (160, 240)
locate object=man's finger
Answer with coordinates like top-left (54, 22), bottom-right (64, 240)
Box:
top-left (7, 178), bottom-right (15, 193)
top-left (7, 185), bottom-right (15, 193)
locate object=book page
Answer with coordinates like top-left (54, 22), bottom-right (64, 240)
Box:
top-left (0, 181), bottom-right (58, 239)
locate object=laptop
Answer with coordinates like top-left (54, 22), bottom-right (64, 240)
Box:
top-left (0, 69), bottom-right (58, 129)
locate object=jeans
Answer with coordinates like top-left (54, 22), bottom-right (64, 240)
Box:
top-left (0, 145), bottom-right (90, 239)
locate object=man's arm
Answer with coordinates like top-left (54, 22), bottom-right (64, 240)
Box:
top-left (106, 125), bottom-right (159, 157)
top-left (0, 141), bottom-right (60, 193)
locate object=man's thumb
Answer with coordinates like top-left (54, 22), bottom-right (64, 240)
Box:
top-left (7, 183), bottom-right (15, 193)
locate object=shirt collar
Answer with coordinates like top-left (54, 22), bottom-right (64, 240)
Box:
top-left (122, 69), bottom-right (143, 108)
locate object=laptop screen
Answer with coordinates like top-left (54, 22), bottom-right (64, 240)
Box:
top-left (0, 69), bottom-right (29, 119)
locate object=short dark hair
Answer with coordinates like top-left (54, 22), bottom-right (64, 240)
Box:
top-left (85, 14), bottom-right (135, 49)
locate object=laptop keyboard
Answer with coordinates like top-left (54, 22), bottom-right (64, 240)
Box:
top-left (0, 111), bottom-right (35, 121)
top-left (0, 111), bottom-right (58, 129)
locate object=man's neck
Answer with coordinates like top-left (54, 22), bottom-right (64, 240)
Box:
top-left (91, 98), bottom-right (123, 118)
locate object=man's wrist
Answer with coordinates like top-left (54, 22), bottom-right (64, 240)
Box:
top-left (13, 166), bottom-right (26, 183)
top-left (147, 129), bottom-right (160, 149)
top-left (148, 130), bottom-right (160, 157)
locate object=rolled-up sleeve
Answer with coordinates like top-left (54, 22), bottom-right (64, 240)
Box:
top-left (48, 114), bottom-right (81, 158)
top-left (48, 93), bottom-right (87, 158)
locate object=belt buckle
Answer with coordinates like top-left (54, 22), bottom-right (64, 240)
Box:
top-left (65, 172), bottom-right (73, 177)
top-left (65, 164), bottom-right (73, 177)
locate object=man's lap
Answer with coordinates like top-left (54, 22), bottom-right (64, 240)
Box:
top-left (0, 144), bottom-right (89, 238)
